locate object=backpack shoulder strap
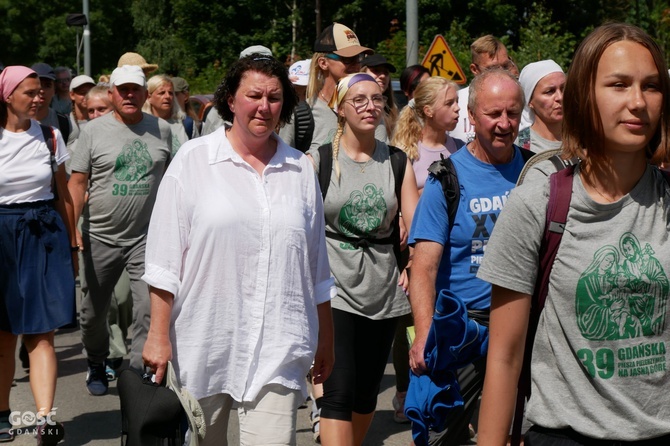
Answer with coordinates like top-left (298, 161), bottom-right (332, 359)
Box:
top-left (183, 116), bottom-right (194, 139)
top-left (511, 164), bottom-right (575, 445)
top-left (388, 145), bottom-right (407, 206)
top-left (39, 124), bottom-right (59, 199)
top-left (39, 124), bottom-right (55, 154)
top-left (519, 147), bottom-right (535, 163)
top-left (428, 157), bottom-right (459, 230)
top-left (294, 101), bottom-right (315, 153)
top-left (56, 112), bottom-right (70, 144)
top-left (660, 169), bottom-right (670, 188)
top-left (317, 144), bottom-right (333, 200)
top-left (388, 145), bottom-right (408, 270)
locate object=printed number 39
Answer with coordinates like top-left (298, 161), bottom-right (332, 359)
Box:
top-left (577, 348), bottom-right (615, 379)
top-left (112, 184), bottom-right (128, 196)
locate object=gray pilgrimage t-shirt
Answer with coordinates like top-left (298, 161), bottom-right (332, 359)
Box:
top-left (166, 118), bottom-right (188, 155)
top-left (308, 99), bottom-right (338, 152)
top-left (70, 112), bottom-right (172, 246)
top-left (477, 164), bottom-right (670, 440)
top-left (310, 140), bottom-right (410, 320)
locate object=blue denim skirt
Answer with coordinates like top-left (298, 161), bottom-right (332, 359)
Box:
top-left (0, 200), bottom-right (75, 334)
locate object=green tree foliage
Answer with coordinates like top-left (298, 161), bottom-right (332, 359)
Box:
top-left (0, 0), bottom-right (135, 76)
top-left (511, 3), bottom-right (576, 72)
top-left (3, 0), bottom-right (670, 92)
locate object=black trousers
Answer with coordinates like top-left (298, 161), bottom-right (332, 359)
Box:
top-left (428, 355), bottom-right (486, 446)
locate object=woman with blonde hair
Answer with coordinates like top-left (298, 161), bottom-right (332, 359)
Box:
top-left (392, 77), bottom-right (464, 192)
top-left (309, 72), bottom-right (418, 445)
top-left (142, 74), bottom-right (188, 154)
top-left (307, 22), bottom-right (372, 151)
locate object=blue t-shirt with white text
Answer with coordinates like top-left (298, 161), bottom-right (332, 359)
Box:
top-left (409, 146), bottom-right (525, 310)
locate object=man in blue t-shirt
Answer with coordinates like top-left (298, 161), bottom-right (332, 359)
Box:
top-left (408, 68), bottom-right (526, 445)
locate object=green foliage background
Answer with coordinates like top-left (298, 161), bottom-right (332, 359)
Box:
top-left (1, 0), bottom-right (669, 93)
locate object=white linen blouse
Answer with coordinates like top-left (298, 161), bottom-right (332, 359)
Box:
top-left (143, 126), bottom-right (335, 401)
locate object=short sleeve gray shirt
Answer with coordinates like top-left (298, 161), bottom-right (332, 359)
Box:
top-left (478, 165), bottom-right (670, 440)
top-left (71, 112), bottom-right (172, 246)
top-left (310, 141), bottom-right (410, 319)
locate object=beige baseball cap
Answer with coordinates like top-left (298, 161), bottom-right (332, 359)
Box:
top-left (313, 23), bottom-right (373, 58)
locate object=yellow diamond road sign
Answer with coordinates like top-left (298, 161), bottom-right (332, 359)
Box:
top-left (421, 35), bottom-right (467, 85)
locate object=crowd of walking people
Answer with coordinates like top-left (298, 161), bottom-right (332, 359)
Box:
top-left (1, 19), bottom-right (670, 446)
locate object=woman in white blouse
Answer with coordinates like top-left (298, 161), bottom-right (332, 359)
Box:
top-left (142, 55), bottom-right (335, 445)
top-left (0, 66), bottom-right (76, 444)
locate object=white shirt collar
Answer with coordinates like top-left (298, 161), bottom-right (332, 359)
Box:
top-left (209, 127), bottom-right (302, 169)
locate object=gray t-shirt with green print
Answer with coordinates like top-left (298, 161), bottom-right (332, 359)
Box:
top-left (310, 140), bottom-right (411, 320)
top-left (70, 112), bottom-right (172, 246)
top-left (478, 164), bottom-right (670, 440)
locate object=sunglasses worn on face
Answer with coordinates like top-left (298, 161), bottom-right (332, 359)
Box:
top-left (325, 53), bottom-right (361, 65)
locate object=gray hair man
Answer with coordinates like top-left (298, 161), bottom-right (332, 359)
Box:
top-left (407, 69), bottom-right (527, 445)
top-left (68, 65), bottom-right (173, 396)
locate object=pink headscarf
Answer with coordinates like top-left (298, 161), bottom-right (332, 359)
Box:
top-left (0, 66), bottom-right (37, 102)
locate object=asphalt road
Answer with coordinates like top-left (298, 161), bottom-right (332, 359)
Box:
top-left (8, 294), bottom-right (415, 445)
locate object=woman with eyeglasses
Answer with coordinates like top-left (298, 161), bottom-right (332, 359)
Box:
top-left (308, 73), bottom-right (419, 445)
top-left (307, 22), bottom-right (372, 152)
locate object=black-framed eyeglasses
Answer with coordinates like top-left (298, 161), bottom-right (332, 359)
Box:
top-left (325, 53), bottom-right (361, 66)
top-left (344, 94), bottom-right (386, 111)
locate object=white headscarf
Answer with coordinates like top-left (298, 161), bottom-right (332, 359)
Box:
top-left (519, 60), bottom-right (564, 125)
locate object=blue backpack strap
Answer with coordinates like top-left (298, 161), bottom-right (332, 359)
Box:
top-left (511, 164), bottom-right (575, 446)
top-left (183, 116), bottom-right (194, 139)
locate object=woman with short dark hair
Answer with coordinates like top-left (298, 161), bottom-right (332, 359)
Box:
top-left (142, 55), bottom-right (334, 445)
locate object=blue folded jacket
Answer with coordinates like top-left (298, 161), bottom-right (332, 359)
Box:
top-left (405, 289), bottom-right (489, 446)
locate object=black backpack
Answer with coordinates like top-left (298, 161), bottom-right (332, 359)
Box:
top-left (317, 143), bottom-right (408, 269)
top-left (56, 112), bottom-right (70, 145)
top-left (427, 146), bottom-right (535, 230)
top-left (293, 101), bottom-right (314, 153)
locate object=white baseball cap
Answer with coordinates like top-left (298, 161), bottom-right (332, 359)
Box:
top-left (70, 75), bottom-right (96, 91)
top-left (239, 45), bottom-right (273, 59)
top-left (288, 59), bottom-right (311, 86)
top-left (110, 65), bottom-right (147, 87)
